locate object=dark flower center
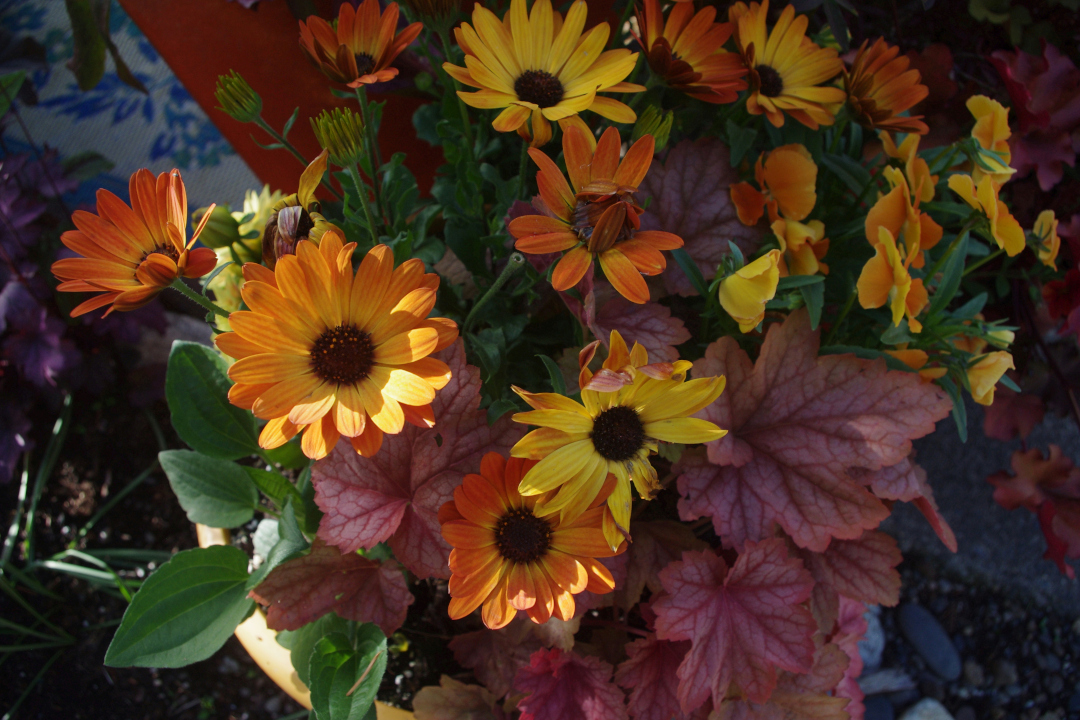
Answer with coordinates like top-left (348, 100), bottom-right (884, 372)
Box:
top-left (756, 64), bottom-right (784, 97)
top-left (355, 52), bottom-right (375, 77)
top-left (143, 244), bottom-right (180, 263)
top-left (514, 70), bottom-right (564, 109)
top-left (591, 405), bottom-right (645, 462)
top-left (310, 324), bottom-right (375, 385)
top-left (495, 507), bottom-right (553, 564)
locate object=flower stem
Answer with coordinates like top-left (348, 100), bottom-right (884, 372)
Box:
top-left (517, 141), bottom-right (530, 200)
top-left (348, 164), bottom-right (382, 247)
top-left (435, 26), bottom-right (475, 158)
top-left (609, 0), bottom-right (635, 49)
top-left (354, 86), bottom-right (387, 227)
top-left (254, 115), bottom-right (343, 201)
top-left (963, 246), bottom-right (1005, 277)
top-left (170, 278), bottom-right (232, 319)
top-left (464, 253), bottom-right (526, 333)
top-left (823, 280), bottom-right (858, 347)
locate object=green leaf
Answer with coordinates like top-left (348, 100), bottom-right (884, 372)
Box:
top-left (309, 626), bottom-right (388, 720)
top-left (247, 500), bottom-right (309, 589)
top-left (777, 275), bottom-right (825, 290)
top-left (725, 120), bottom-right (758, 167)
top-left (104, 546), bottom-right (254, 668)
top-left (928, 231), bottom-right (968, 317)
top-left (64, 0), bottom-right (107, 91)
top-left (158, 450), bottom-right (260, 528)
top-left (671, 248), bottom-right (710, 298)
top-left (820, 153), bottom-right (872, 196)
top-left (537, 355), bottom-right (567, 396)
top-left (287, 614), bottom-right (351, 687)
top-left (0, 71), bottom-right (27, 118)
top-left (800, 281), bottom-right (824, 330)
top-left (282, 107), bottom-right (300, 139)
top-left (244, 466), bottom-right (304, 509)
top-left (263, 438), bottom-right (311, 470)
top-left (938, 374), bottom-right (968, 442)
top-left (487, 398), bottom-right (518, 425)
top-left (952, 292), bottom-right (988, 320)
top-left (61, 150), bottom-right (115, 181)
top-left (166, 341), bottom-right (260, 460)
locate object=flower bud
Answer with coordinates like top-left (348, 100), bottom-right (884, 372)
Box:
top-left (631, 105), bottom-right (674, 153)
top-left (967, 351), bottom-right (1014, 406)
top-left (310, 107), bottom-right (366, 167)
top-left (215, 70), bottom-right (262, 124)
top-left (718, 249), bottom-right (781, 333)
top-left (192, 204), bottom-right (241, 249)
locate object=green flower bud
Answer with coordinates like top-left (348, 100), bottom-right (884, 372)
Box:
top-left (214, 70), bottom-right (263, 124)
top-left (632, 105), bottom-right (674, 153)
top-left (310, 107), bottom-right (366, 167)
top-left (192, 204), bottom-right (241, 249)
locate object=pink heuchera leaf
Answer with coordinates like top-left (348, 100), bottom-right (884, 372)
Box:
top-left (413, 676), bottom-right (506, 720)
top-left (714, 643), bottom-right (851, 720)
top-left (250, 540), bottom-right (413, 637)
top-left (801, 531), bottom-right (901, 633)
top-left (677, 309), bottom-right (952, 552)
top-left (448, 617), bottom-right (545, 697)
top-left (615, 520), bottom-right (708, 610)
top-left (1010, 129), bottom-right (1076, 192)
top-left (513, 648), bottom-right (628, 720)
top-left (652, 539), bottom-right (817, 712)
top-left (865, 458), bottom-right (956, 552)
top-left (593, 296), bottom-right (691, 363)
top-left (615, 636), bottom-right (692, 720)
top-left (984, 387), bottom-right (1045, 442)
top-left (832, 596), bottom-right (868, 720)
top-left (637, 139), bottom-right (763, 296)
top-left (313, 341), bottom-right (524, 578)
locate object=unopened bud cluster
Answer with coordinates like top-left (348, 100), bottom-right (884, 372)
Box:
top-left (310, 107), bottom-right (366, 167)
top-left (214, 70), bottom-right (262, 124)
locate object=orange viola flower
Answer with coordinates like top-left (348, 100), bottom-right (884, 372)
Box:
top-left (507, 123), bottom-right (682, 304)
top-left (52, 169), bottom-right (217, 317)
top-left (440, 453), bottom-right (624, 629)
top-left (635, 0), bottom-right (747, 104)
top-left (881, 131), bottom-right (936, 204)
top-left (1034, 210), bottom-right (1060, 269)
top-left (729, 0), bottom-right (846, 129)
top-left (730, 144), bottom-right (818, 226)
top-left (857, 226), bottom-right (929, 332)
top-left (770, 218), bottom-right (829, 276)
top-left (885, 349), bottom-right (947, 382)
top-left (967, 95), bottom-right (1014, 188)
top-left (299, 0), bottom-right (422, 87)
top-left (844, 38), bottom-right (929, 135)
top-left (947, 173), bottom-right (1025, 257)
top-left (865, 166), bottom-right (942, 269)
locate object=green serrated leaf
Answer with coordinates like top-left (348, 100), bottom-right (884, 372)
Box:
top-left (105, 546), bottom-right (254, 668)
top-left (166, 341), bottom-right (260, 460)
top-left (0, 71), bottom-right (26, 118)
top-left (159, 450), bottom-right (260, 528)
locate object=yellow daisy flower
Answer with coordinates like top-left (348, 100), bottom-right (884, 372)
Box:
top-left (511, 331), bottom-right (726, 550)
top-left (216, 231), bottom-right (458, 460)
top-left (444, 0), bottom-right (643, 146)
top-left (729, 0), bottom-right (846, 129)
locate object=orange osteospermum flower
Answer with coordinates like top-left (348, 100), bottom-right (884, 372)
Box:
top-left (729, 0), bottom-right (846, 129)
top-left (299, 0), bottom-right (422, 87)
top-left (508, 123), bottom-right (682, 304)
top-left (857, 226), bottom-right (929, 332)
top-left (445, 0), bottom-right (642, 148)
top-left (216, 232), bottom-right (458, 460)
top-left (635, 0), bottom-right (747, 104)
top-left (730, 144), bottom-right (818, 226)
top-left (865, 166), bottom-right (942, 269)
top-left (844, 38), bottom-right (929, 135)
top-left (440, 453), bottom-right (624, 629)
top-left (52, 169), bottom-right (217, 317)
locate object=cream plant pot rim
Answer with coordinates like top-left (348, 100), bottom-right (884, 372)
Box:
top-left (195, 524), bottom-right (414, 720)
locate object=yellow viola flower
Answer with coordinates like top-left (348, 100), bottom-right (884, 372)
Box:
top-left (1034, 210), bottom-right (1061, 268)
top-left (857, 226), bottom-right (929, 332)
top-left (865, 166), bottom-right (942, 270)
top-left (770, 218), bottom-right (829, 277)
top-left (947, 174), bottom-right (1025, 257)
top-left (718, 249), bottom-right (782, 333)
top-left (967, 351), bottom-right (1015, 406)
top-left (444, 0), bottom-right (642, 146)
top-left (510, 331), bottom-right (726, 550)
top-left (880, 131), bottom-right (937, 204)
top-left (967, 95), bottom-right (1015, 188)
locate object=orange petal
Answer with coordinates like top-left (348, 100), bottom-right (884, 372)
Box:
top-left (598, 249), bottom-right (649, 304)
top-left (550, 246), bottom-right (594, 291)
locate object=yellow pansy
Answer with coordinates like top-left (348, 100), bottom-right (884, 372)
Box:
top-left (967, 351), bottom-right (1015, 406)
top-left (947, 174), bottom-right (1025, 257)
top-left (1034, 210), bottom-right (1061, 269)
top-left (857, 226), bottom-right (929, 332)
top-left (718, 249), bottom-right (781, 333)
top-left (967, 95), bottom-right (1015, 188)
top-left (771, 218), bottom-right (829, 276)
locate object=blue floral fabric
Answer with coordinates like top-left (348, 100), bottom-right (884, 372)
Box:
top-left (0, 0), bottom-right (258, 210)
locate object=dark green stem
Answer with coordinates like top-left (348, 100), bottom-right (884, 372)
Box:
top-left (823, 282), bottom-right (858, 347)
top-left (517, 141), bottom-right (531, 200)
top-left (348, 164), bottom-right (382, 247)
top-left (435, 26), bottom-right (475, 157)
top-left (464, 253), bottom-right (526, 332)
top-left (170, 278), bottom-right (232, 319)
top-left (963, 246), bottom-right (1005, 277)
top-left (354, 86), bottom-right (387, 227)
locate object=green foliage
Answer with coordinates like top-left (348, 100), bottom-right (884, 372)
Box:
top-left (158, 450), bottom-right (260, 528)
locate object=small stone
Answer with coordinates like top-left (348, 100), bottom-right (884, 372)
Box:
top-left (919, 675), bottom-right (946, 702)
top-left (888, 688), bottom-right (921, 708)
top-left (860, 669), bottom-right (917, 695)
top-left (1048, 674), bottom-right (1065, 694)
top-left (899, 604), bottom-right (962, 681)
top-left (861, 608), bottom-right (886, 672)
top-left (1044, 654), bottom-right (1062, 673)
top-left (993, 658), bottom-right (1019, 687)
top-left (263, 697), bottom-right (281, 714)
top-left (962, 660), bottom-right (984, 687)
top-left (218, 656), bottom-right (241, 675)
top-left (865, 695), bottom-right (895, 720)
top-left (954, 707), bottom-right (976, 720)
top-left (1071, 618), bottom-right (1080, 636)
top-left (898, 698), bottom-right (955, 720)
top-left (1071, 692), bottom-right (1080, 713)
top-left (1006, 683), bottom-right (1023, 697)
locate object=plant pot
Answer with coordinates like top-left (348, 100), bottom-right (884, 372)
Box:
top-left (196, 524), bottom-right (415, 720)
